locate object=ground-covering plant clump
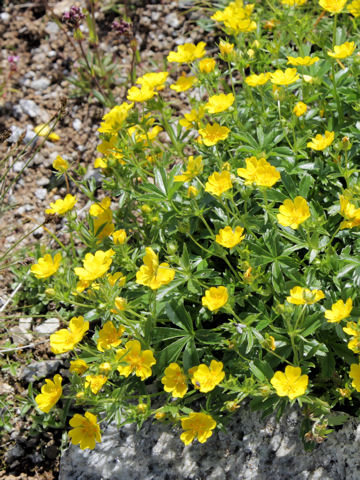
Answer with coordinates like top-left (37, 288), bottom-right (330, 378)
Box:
top-left (21, 0), bottom-right (360, 451)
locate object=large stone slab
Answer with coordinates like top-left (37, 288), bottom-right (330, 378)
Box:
top-left (59, 408), bottom-right (360, 480)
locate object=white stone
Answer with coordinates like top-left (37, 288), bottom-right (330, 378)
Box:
top-left (34, 318), bottom-right (60, 335)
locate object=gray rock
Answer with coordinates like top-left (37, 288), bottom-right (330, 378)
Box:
top-left (31, 77), bottom-right (51, 91)
top-left (5, 445), bottom-right (25, 464)
top-left (34, 188), bottom-right (47, 201)
top-left (59, 408), bottom-right (360, 480)
top-left (0, 12), bottom-right (10, 22)
top-left (34, 317), bottom-right (60, 336)
top-left (13, 161), bottom-right (26, 173)
top-left (72, 118), bottom-right (82, 131)
top-left (19, 99), bottom-right (41, 118)
top-left (151, 11), bottom-right (161, 22)
top-left (8, 125), bottom-right (24, 143)
top-left (45, 21), bottom-right (60, 35)
top-left (10, 318), bottom-right (33, 345)
top-left (20, 360), bottom-right (63, 382)
top-left (164, 13), bottom-right (181, 29)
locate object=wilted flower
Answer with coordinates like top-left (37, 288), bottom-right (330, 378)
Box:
top-left (219, 39), bottom-right (234, 57)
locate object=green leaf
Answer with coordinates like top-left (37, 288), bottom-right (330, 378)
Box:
top-left (165, 299), bottom-right (194, 333)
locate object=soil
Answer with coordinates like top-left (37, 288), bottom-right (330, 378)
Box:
top-left (0, 0), bottom-right (214, 478)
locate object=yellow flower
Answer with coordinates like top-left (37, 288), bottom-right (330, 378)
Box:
top-left (190, 360), bottom-right (225, 393)
top-left (74, 249), bottom-right (115, 283)
top-left (136, 71), bottom-right (168, 90)
top-left (161, 363), bottom-right (188, 398)
top-left (34, 124), bottom-right (60, 142)
top-left (307, 131), bottom-right (334, 150)
top-left (325, 298), bottom-right (353, 323)
top-left (339, 195), bottom-right (360, 229)
top-left (113, 229), bottom-right (127, 244)
top-left (116, 339), bottom-right (156, 380)
top-left (85, 375), bottom-right (107, 394)
top-left (277, 196), bottom-right (310, 229)
top-left (99, 362), bottom-right (112, 374)
top-left (97, 321), bottom-right (125, 352)
top-left (281, 0), bottom-right (307, 5)
top-left (31, 253), bottom-right (61, 280)
top-left (212, 2), bottom-right (256, 33)
top-left (136, 247), bottom-right (175, 290)
top-left (180, 412), bottom-right (216, 445)
top-left (348, 0), bottom-right (360, 16)
top-left (53, 155), bottom-right (69, 172)
top-left (112, 297), bottom-right (127, 312)
top-left (245, 72), bottom-right (271, 87)
top-left (215, 226), bottom-right (245, 248)
top-left (202, 286), bottom-right (228, 311)
top-left (69, 359), bottom-right (89, 375)
top-left (98, 103), bottom-right (133, 134)
top-left (205, 171), bottom-right (232, 196)
top-left (205, 93), bottom-right (235, 114)
top-left (219, 39), bottom-right (234, 57)
top-left (270, 366), bottom-right (308, 400)
top-left (293, 101), bottom-right (307, 117)
top-left (97, 136), bottom-right (124, 164)
top-left (35, 374), bottom-right (62, 413)
top-left (187, 186), bottom-right (198, 197)
top-left (198, 123), bottom-right (230, 146)
top-left (69, 412), bottom-right (101, 450)
top-left (174, 156), bottom-right (203, 182)
top-left (50, 316), bottom-right (89, 354)
top-left (328, 41), bottom-right (356, 59)
top-left (179, 107), bottom-right (205, 130)
top-left (349, 363), bottom-right (360, 391)
top-left (170, 74), bottom-right (197, 92)
top-left (199, 58), bottom-right (216, 73)
top-left (45, 194), bottom-right (77, 215)
top-left (343, 321), bottom-right (360, 352)
top-left (90, 197), bottom-right (114, 240)
top-left (237, 156), bottom-right (280, 188)
top-left (127, 85), bottom-right (156, 102)
top-left (270, 68), bottom-right (300, 86)
top-left (287, 286), bottom-right (325, 305)
top-left (167, 42), bottom-right (206, 63)
top-left (287, 56), bottom-right (319, 66)
top-left (107, 272), bottom-right (126, 287)
top-left (319, 0), bottom-right (347, 13)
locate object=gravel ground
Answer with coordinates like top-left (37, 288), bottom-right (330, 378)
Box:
top-left (0, 0), bottom-right (214, 478)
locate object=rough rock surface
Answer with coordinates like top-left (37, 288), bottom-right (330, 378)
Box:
top-left (60, 408), bottom-right (360, 480)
